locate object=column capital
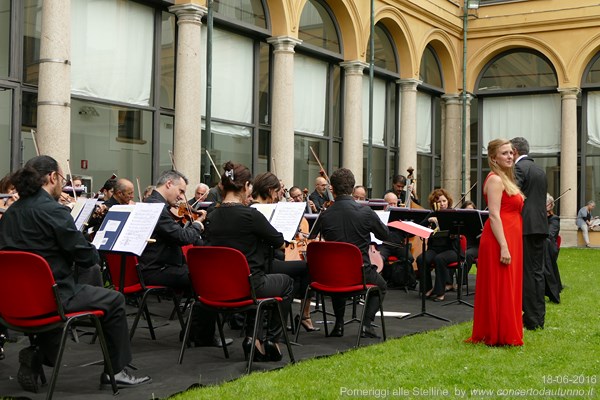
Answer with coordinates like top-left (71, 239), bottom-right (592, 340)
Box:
top-left (397, 78), bottom-right (422, 91)
top-left (558, 87), bottom-right (581, 99)
top-left (267, 36), bottom-right (302, 52)
top-left (169, 3), bottom-right (207, 24)
top-left (441, 93), bottom-right (461, 105)
top-left (340, 60), bottom-right (368, 75)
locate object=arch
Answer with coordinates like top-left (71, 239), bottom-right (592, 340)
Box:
top-left (324, 0), bottom-right (361, 59)
top-left (419, 29), bottom-right (460, 93)
top-left (265, 0), bottom-right (295, 36)
top-left (468, 35), bottom-right (568, 92)
top-left (373, 6), bottom-right (417, 79)
top-left (569, 33), bottom-right (600, 86)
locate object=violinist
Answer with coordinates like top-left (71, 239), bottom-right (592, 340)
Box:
top-left (87, 179), bottom-right (135, 234)
top-left (289, 186), bottom-right (316, 213)
top-left (188, 183), bottom-right (209, 208)
top-left (97, 178), bottom-right (117, 201)
top-left (309, 176), bottom-right (329, 212)
top-left (384, 174), bottom-right (420, 206)
top-left (139, 170), bottom-right (227, 348)
top-left (251, 173), bottom-right (318, 333)
top-left (311, 168), bottom-right (389, 339)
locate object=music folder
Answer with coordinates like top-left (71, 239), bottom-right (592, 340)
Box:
top-left (387, 220), bottom-right (434, 239)
top-left (70, 198), bottom-right (98, 231)
top-left (251, 202), bottom-right (307, 242)
top-left (91, 203), bottom-right (163, 256)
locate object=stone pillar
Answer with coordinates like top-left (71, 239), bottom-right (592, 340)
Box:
top-left (169, 3), bottom-right (206, 197)
top-left (441, 94), bottom-right (462, 201)
top-left (558, 87), bottom-right (580, 247)
top-left (37, 0), bottom-right (71, 168)
top-left (340, 61), bottom-right (367, 184)
top-left (398, 79), bottom-right (421, 176)
top-left (266, 36), bottom-right (301, 188)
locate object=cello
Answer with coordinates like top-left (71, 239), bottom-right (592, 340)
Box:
top-left (403, 167), bottom-right (424, 272)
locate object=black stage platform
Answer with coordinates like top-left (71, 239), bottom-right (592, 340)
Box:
top-left (0, 280), bottom-right (475, 399)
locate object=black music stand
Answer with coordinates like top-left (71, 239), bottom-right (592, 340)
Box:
top-left (434, 209), bottom-right (483, 308)
top-left (388, 210), bottom-right (450, 322)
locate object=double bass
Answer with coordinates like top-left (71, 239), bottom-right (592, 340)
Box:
top-left (402, 167), bottom-right (424, 272)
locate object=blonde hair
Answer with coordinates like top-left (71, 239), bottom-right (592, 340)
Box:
top-left (487, 138), bottom-right (522, 197)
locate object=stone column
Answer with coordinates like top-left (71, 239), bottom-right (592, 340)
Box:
top-left (340, 61), bottom-right (367, 184)
top-left (169, 3), bottom-right (206, 196)
top-left (558, 87), bottom-right (580, 247)
top-left (37, 0), bottom-right (71, 168)
top-left (266, 36), bottom-right (301, 188)
top-left (441, 94), bottom-right (462, 200)
top-left (398, 79), bottom-right (421, 176)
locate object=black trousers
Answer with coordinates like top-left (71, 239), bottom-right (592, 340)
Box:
top-left (249, 273), bottom-right (294, 342)
top-left (271, 259), bottom-right (310, 299)
top-left (37, 285), bottom-right (132, 373)
top-left (332, 266), bottom-right (386, 324)
top-left (522, 234), bottom-right (546, 329)
top-left (141, 264), bottom-right (216, 343)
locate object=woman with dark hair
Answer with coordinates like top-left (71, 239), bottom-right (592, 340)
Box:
top-left (204, 162), bottom-right (294, 362)
top-left (251, 172), bottom-right (319, 332)
top-left (416, 188), bottom-right (460, 302)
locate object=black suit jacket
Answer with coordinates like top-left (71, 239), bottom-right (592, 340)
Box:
top-left (514, 156), bottom-right (548, 236)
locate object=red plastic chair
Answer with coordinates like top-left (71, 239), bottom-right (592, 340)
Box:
top-left (296, 241), bottom-right (387, 347)
top-left (179, 246), bottom-right (295, 373)
top-left (0, 251), bottom-right (118, 399)
top-left (103, 253), bottom-right (184, 340)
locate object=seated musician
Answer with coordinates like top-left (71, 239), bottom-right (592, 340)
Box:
top-left (98, 178), bottom-right (117, 201)
top-left (311, 168), bottom-right (389, 339)
top-left (138, 170), bottom-right (229, 348)
top-left (0, 155), bottom-right (150, 391)
top-left (383, 174), bottom-right (420, 206)
top-left (289, 186), bottom-right (317, 213)
top-left (416, 188), bottom-right (460, 302)
top-left (251, 173), bottom-right (318, 332)
top-left (87, 178), bottom-right (136, 235)
top-left (0, 173), bottom-right (19, 218)
top-left (204, 162), bottom-right (294, 362)
top-left (544, 193), bottom-right (562, 303)
top-left (188, 183), bottom-right (209, 209)
top-left (352, 185), bottom-right (367, 201)
top-left (309, 176), bottom-right (330, 212)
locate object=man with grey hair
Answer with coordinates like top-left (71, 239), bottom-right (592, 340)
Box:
top-left (576, 200), bottom-right (596, 247)
top-left (189, 183), bottom-right (209, 208)
top-left (139, 170), bottom-right (230, 347)
top-left (510, 136), bottom-right (548, 331)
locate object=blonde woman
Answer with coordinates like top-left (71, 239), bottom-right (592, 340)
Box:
top-left (467, 139), bottom-right (525, 346)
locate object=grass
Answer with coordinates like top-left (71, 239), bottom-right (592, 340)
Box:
top-left (170, 248), bottom-right (599, 400)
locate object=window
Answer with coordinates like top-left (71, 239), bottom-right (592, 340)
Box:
top-left (0, 0), bottom-right (9, 78)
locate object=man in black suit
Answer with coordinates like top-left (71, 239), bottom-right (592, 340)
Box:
top-left (510, 137), bottom-right (548, 330)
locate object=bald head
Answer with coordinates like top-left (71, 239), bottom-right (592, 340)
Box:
top-left (113, 178), bottom-right (135, 204)
top-left (315, 176), bottom-right (328, 195)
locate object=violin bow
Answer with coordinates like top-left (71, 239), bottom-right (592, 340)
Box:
top-left (553, 187), bottom-right (571, 203)
top-left (309, 146), bottom-right (334, 201)
top-left (205, 150), bottom-right (222, 180)
top-left (30, 129), bottom-right (40, 156)
top-left (136, 177), bottom-right (143, 202)
top-left (65, 159), bottom-right (77, 202)
top-left (454, 181), bottom-right (478, 209)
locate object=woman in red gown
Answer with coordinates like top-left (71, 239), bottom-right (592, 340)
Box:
top-left (467, 138), bottom-right (525, 346)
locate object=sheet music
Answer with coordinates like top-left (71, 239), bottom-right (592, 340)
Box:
top-left (269, 202), bottom-right (306, 242)
top-left (251, 203), bottom-right (276, 220)
top-left (112, 203), bottom-right (164, 255)
top-left (72, 198), bottom-right (98, 231)
top-left (371, 210), bottom-right (390, 245)
top-left (388, 220), bottom-right (434, 239)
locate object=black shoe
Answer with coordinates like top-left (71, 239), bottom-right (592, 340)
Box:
top-left (361, 325), bottom-right (381, 339)
top-left (100, 368), bottom-right (152, 390)
top-left (295, 315), bottom-right (320, 332)
top-left (329, 321), bottom-right (344, 337)
top-left (263, 340), bottom-right (283, 362)
top-left (241, 337), bottom-right (267, 362)
top-left (17, 346), bottom-right (44, 393)
top-left (195, 336), bottom-right (233, 348)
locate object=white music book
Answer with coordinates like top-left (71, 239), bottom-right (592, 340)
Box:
top-left (70, 198), bottom-right (98, 231)
top-left (91, 203), bottom-right (163, 256)
top-left (251, 202), bottom-right (307, 242)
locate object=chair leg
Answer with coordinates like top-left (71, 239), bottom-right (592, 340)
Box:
top-left (215, 313), bottom-right (229, 359)
top-left (294, 286), bottom-right (311, 343)
top-left (178, 301), bottom-right (195, 364)
top-left (275, 302), bottom-right (295, 364)
top-left (170, 292), bottom-right (185, 331)
top-left (321, 294), bottom-right (329, 337)
top-left (377, 290), bottom-right (387, 342)
top-left (247, 304), bottom-right (266, 374)
top-left (91, 317), bottom-right (119, 395)
top-left (355, 292), bottom-right (370, 348)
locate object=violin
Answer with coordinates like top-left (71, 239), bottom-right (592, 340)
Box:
top-left (172, 202), bottom-right (206, 226)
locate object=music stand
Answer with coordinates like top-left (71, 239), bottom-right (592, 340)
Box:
top-left (434, 209), bottom-right (483, 308)
top-left (388, 213), bottom-right (451, 322)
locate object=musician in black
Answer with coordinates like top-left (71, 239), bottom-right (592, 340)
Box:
top-left (309, 176), bottom-right (330, 211)
top-left (383, 174), bottom-right (420, 206)
top-left (311, 168), bottom-right (389, 338)
top-left (0, 155), bottom-right (150, 392)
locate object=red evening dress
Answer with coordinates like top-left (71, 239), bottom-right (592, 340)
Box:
top-left (467, 173), bottom-right (524, 346)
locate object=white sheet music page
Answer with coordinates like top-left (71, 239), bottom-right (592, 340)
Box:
top-left (370, 210), bottom-right (390, 245)
top-left (112, 203), bottom-right (163, 255)
top-left (73, 198), bottom-right (98, 231)
top-left (269, 202), bottom-right (307, 242)
top-left (251, 203), bottom-right (277, 221)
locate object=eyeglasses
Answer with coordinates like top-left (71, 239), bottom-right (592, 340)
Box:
top-left (53, 171), bottom-right (67, 186)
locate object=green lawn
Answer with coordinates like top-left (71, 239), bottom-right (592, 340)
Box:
top-left (170, 248), bottom-right (599, 399)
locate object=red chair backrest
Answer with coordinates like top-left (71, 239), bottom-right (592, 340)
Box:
top-left (103, 253), bottom-right (140, 291)
top-left (306, 241), bottom-right (364, 287)
top-left (556, 235), bottom-right (562, 250)
top-left (0, 251), bottom-right (59, 324)
top-left (460, 235), bottom-right (467, 257)
top-left (186, 246), bottom-right (252, 302)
